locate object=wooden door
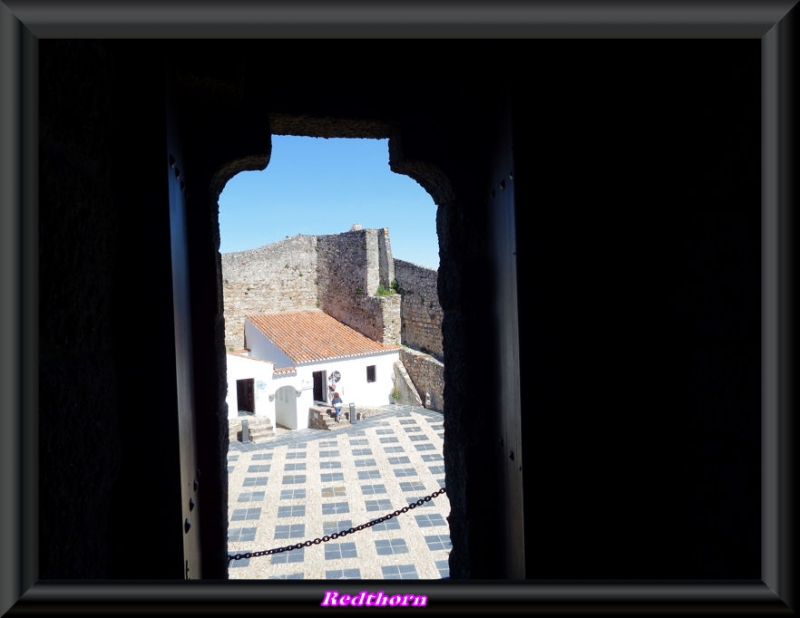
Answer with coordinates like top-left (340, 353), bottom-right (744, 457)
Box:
top-left (237, 378), bottom-right (255, 414)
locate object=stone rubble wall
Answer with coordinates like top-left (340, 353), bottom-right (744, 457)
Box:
top-left (221, 235), bottom-right (319, 350)
top-left (316, 228), bottom-right (400, 346)
top-left (400, 347), bottom-right (445, 412)
top-left (308, 405), bottom-right (336, 430)
top-left (392, 359), bottom-right (424, 407)
top-left (394, 259), bottom-right (444, 360)
top-left (221, 228), bottom-right (436, 373)
top-left (377, 229), bottom-right (396, 289)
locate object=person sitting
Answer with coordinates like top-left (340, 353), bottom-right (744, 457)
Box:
top-left (332, 392), bottom-right (343, 423)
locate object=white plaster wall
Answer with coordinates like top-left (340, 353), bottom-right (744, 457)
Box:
top-left (274, 383), bottom-right (297, 430)
top-left (244, 320), bottom-right (293, 368)
top-left (296, 382), bottom-right (315, 427)
top-left (235, 320), bottom-right (400, 428)
top-left (271, 374), bottom-right (314, 430)
top-left (225, 353), bottom-right (275, 423)
top-left (296, 351), bottom-right (400, 410)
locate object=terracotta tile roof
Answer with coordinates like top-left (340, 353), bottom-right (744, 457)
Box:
top-left (246, 310), bottom-right (399, 366)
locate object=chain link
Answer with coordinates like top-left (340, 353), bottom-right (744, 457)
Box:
top-left (228, 488), bottom-right (446, 563)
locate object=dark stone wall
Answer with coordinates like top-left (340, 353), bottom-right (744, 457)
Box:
top-left (39, 41), bottom-right (186, 578)
top-left (38, 40), bottom-right (125, 578)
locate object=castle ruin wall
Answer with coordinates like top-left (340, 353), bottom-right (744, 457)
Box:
top-left (394, 259), bottom-right (444, 360)
top-left (316, 228), bottom-right (401, 346)
top-left (377, 227), bottom-right (395, 289)
top-left (221, 235), bottom-right (319, 350)
top-left (221, 229), bottom-right (431, 357)
top-left (400, 347), bottom-right (445, 412)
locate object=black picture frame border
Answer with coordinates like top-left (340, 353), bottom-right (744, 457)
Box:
top-left (1, 1), bottom-right (796, 615)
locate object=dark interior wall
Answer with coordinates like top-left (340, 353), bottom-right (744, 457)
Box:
top-left (39, 41), bottom-right (186, 578)
top-left (38, 40), bottom-right (123, 578)
top-left (35, 38), bottom-right (762, 583)
top-left (514, 40), bottom-right (761, 578)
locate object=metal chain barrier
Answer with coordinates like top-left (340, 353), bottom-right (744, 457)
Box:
top-left (228, 487), bottom-right (446, 564)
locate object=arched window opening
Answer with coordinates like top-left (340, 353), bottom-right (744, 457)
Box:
top-left (217, 135), bottom-right (451, 580)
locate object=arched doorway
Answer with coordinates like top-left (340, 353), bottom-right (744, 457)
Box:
top-left (274, 384), bottom-right (299, 430)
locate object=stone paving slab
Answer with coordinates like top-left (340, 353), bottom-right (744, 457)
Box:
top-left (227, 405), bottom-right (450, 580)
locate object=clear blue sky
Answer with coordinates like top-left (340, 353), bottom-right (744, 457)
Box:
top-left (218, 135), bottom-right (440, 270)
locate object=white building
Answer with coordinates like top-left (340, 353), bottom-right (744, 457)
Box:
top-left (225, 351), bottom-right (274, 419)
top-left (226, 309), bottom-right (401, 430)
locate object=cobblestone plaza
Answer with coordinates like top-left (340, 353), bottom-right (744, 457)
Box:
top-left (227, 405), bottom-right (451, 580)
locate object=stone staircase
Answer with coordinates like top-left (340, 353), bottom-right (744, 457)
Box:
top-left (229, 415), bottom-right (275, 444)
top-left (308, 404), bottom-right (389, 431)
top-left (308, 405), bottom-right (354, 431)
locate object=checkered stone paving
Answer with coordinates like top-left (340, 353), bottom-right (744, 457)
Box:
top-left (227, 405), bottom-right (450, 579)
